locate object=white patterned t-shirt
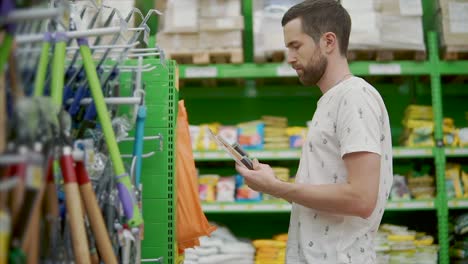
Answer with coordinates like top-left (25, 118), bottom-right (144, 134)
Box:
top-left (285, 77), bottom-right (393, 264)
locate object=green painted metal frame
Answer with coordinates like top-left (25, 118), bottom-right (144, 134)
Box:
top-left (118, 59), bottom-right (178, 264)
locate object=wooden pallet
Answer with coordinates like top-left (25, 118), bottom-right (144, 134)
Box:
top-left (443, 46), bottom-right (468, 60)
top-left (255, 50), bottom-right (287, 63)
top-left (165, 48), bottom-right (243, 64)
top-left (347, 49), bottom-right (426, 61)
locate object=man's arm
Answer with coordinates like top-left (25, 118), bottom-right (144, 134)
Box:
top-left (236, 151), bottom-right (380, 218)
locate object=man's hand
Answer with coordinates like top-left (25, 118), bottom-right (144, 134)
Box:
top-left (235, 159), bottom-right (281, 195)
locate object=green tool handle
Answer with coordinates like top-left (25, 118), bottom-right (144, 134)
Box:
top-left (51, 34), bottom-right (67, 106)
top-left (79, 43), bottom-right (143, 227)
top-left (0, 34), bottom-right (13, 74)
top-left (33, 40), bottom-right (51, 97)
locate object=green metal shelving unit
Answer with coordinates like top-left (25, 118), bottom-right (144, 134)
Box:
top-left (118, 59), bottom-right (178, 264)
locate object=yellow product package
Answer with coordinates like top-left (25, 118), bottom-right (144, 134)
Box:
top-left (196, 123), bottom-right (221, 150)
top-left (198, 174), bottom-right (219, 202)
top-left (459, 128), bottom-right (468, 147)
top-left (446, 163), bottom-right (463, 198)
top-left (286, 126), bottom-right (307, 148)
top-left (253, 239), bottom-right (287, 248)
top-left (463, 171), bottom-right (468, 198)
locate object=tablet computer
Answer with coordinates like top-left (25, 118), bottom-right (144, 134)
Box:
top-left (207, 128), bottom-right (254, 170)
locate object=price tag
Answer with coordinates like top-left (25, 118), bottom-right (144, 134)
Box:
top-left (369, 64), bottom-right (401, 75)
top-left (276, 64), bottom-right (296, 77)
top-left (399, 148), bottom-right (427, 156)
top-left (185, 67), bottom-right (218, 78)
top-left (455, 148), bottom-right (468, 155)
top-left (280, 150), bottom-right (300, 158)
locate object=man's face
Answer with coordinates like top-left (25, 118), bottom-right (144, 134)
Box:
top-left (283, 18), bottom-right (327, 86)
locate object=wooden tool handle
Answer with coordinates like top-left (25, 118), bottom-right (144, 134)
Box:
top-left (44, 159), bottom-right (59, 218)
top-left (76, 161), bottom-right (117, 264)
top-left (24, 186), bottom-right (44, 264)
top-left (61, 153), bottom-right (91, 264)
top-left (64, 184), bottom-right (91, 264)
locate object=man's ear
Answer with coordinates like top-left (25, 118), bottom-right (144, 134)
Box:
top-left (322, 32), bottom-right (337, 54)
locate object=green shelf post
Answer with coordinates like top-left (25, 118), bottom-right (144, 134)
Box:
top-left (242, 0), bottom-right (254, 63)
top-left (428, 31), bottom-right (449, 264)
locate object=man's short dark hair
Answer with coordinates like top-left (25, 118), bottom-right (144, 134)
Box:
top-left (281, 0), bottom-right (351, 56)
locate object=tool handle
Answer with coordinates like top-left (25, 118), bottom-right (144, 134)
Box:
top-left (51, 33), bottom-right (67, 107)
top-left (60, 153), bottom-right (91, 264)
top-left (133, 106), bottom-right (146, 186)
top-left (24, 186), bottom-right (44, 263)
top-left (0, 34), bottom-right (13, 74)
top-left (76, 161), bottom-right (117, 264)
top-left (10, 163), bottom-right (26, 230)
top-left (33, 36), bottom-right (51, 97)
top-left (79, 43), bottom-right (142, 227)
top-left (68, 84), bottom-right (87, 116)
top-left (44, 159), bottom-right (59, 218)
top-left (0, 211), bottom-right (11, 264)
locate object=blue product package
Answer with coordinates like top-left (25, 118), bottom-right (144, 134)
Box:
top-left (235, 174), bottom-right (262, 201)
top-left (237, 121), bottom-right (265, 150)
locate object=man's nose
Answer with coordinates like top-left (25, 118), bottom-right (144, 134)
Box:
top-left (287, 51), bottom-right (297, 65)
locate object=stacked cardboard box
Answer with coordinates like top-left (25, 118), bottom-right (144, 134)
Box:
top-left (253, 0), bottom-right (301, 62)
top-left (156, 0), bottom-right (244, 63)
top-left (342, 0), bottom-right (425, 52)
top-left (378, 0), bottom-right (425, 51)
top-left (437, 0), bottom-right (468, 52)
top-left (342, 0), bottom-right (381, 50)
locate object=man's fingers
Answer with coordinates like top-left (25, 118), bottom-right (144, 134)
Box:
top-left (252, 158), bottom-right (261, 170)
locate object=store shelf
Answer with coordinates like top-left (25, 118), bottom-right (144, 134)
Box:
top-left (193, 149), bottom-right (301, 161)
top-left (445, 147), bottom-right (468, 157)
top-left (202, 201), bottom-right (292, 213)
top-left (448, 199), bottom-right (468, 209)
top-left (386, 200), bottom-right (435, 211)
top-left (202, 200), bottom-right (435, 213)
top-left (438, 61), bottom-right (468, 75)
top-left (193, 147), bottom-right (433, 161)
top-left (179, 61), bottom-right (432, 79)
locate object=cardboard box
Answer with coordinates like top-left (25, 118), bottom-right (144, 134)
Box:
top-left (199, 30), bottom-right (242, 49)
top-left (379, 0), bottom-right (423, 16)
top-left (162, 0), bottom-right (199, 33)
top-left (342, 0), bottom-right (377, 12)
top-left (255, 11), bottom-right (285, 52)
top-left (199, 16), bottom-right (244, 31)
top-left (437, 0), bottom-right (468, 46)
top-left (380, 15), bottom-right (425, 50)
top-left (156, 32), bottom-right (199, 50)
top-left (348, 11), bottom-right (381, 49)
top-left (438, 0), bottom-right (468, 19)
top-left (200, 0), bottom-right (241, 17)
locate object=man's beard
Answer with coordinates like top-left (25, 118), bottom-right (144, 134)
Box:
top-left (298, 51), bottom-right (328, 86)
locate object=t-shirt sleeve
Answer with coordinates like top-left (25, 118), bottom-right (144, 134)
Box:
top-left (337, 86), bottom-right (383, 158)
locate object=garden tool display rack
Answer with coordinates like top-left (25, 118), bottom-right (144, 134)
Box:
top-left (0, 1), bottom-right (178, 263)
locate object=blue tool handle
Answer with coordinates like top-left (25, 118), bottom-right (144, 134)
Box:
top-left (68, 84), bottom-right (87, 116)
top-left (133, 106), bottom-right (146, 186)
top-left (84, 102), bottom-right (97, 121)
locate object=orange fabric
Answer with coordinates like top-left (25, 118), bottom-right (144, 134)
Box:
top-left (176, 100), bottom-right (216, 253)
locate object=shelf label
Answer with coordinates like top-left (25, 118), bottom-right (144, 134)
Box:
top-left (450, 200), bottom-right (468, 208)
top-left (369, 64), bottom-right (401, 75)
top-left (387, 201), bottom-right (433, 209)
top-left (276, 64), bottom-right (297, 77)
top-left (394, 148), bottom-right (431, 157)
top-left (185, 66), bottom-right (218, 78)
top-left (447, 148), bottom-right (468, 156)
